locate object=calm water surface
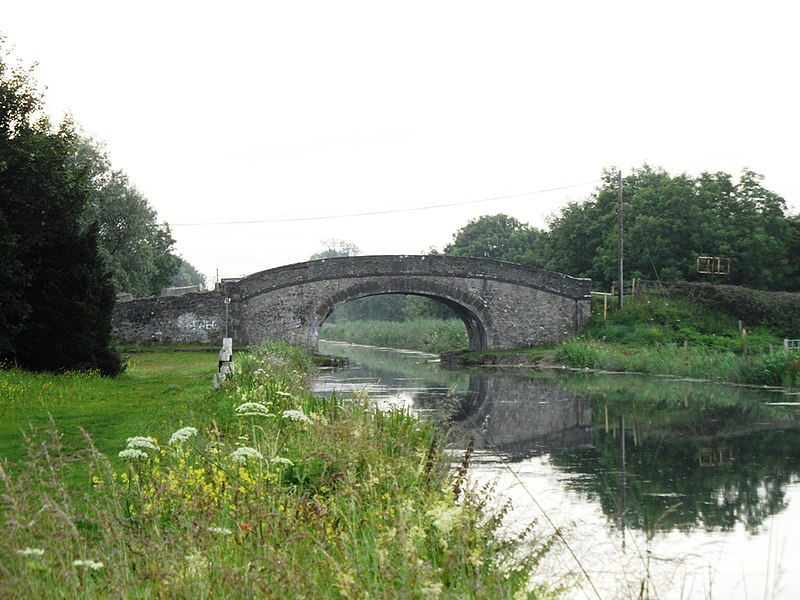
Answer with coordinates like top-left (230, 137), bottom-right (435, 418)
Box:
top-left (314, 341), bottom-right (800, 600)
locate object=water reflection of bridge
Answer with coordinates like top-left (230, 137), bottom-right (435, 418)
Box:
top-left (452, 374), bottom-right (593, 459)
top-left (315, 342), bottom-right (800, 549)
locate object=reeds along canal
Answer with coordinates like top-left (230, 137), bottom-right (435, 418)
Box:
top-left (314, 340), bottom-right (800, 600)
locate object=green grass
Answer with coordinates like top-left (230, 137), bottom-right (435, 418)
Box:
top-left (0, 350), bottom-right (217, 464)
top-left (321, 318), bottom-right (469, 353)
top-left (582, 297), bottom-right (781, 350)
top-left (0, 344), bottom-right (555, 598)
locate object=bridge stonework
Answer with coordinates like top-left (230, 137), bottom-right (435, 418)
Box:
top-left (113, 255), bottom-right (591, 352)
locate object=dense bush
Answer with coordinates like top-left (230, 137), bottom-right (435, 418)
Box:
top-left (1, 44), bottom-right (122, 374)
top-left (557, 297), bottom-right (798, 387)
top-left (659, 283), bottom-right (800, 339)
top-left (583, 297), bottom-right (780, 353)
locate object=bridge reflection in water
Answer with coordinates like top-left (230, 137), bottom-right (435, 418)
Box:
top-left (314, 341), bottom-right (800, 599)
top-left (314, 342), bottom-right (595, 460)
top-left (449, 374), bottom-right (594, 460)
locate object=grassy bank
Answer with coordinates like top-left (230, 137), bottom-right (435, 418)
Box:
top-left (0, 350), bottom-right (218, 464)
top-left (0, 344), bottom-right (553, 598)
top-left (321, 318), bottom-right (468, 354)
top-left (556, 298), bottom-right (800, 387)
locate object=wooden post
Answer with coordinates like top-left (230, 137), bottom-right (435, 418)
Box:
top-left (603, 294), bottom-right (608, 320)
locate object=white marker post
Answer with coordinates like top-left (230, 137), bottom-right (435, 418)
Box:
top-left (213, 337), bottom-right (234, 389)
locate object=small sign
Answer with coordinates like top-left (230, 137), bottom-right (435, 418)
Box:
top-left (696, 256), bottom-right (731, 275)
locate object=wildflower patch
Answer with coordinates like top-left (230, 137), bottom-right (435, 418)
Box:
top-left (0, 342), bottom-right (551, 598)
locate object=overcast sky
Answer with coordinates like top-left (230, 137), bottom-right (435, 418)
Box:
top-left (4, 1), bottom-right (798, 284)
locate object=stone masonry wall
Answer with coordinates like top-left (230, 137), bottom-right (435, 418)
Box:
top-left (113, 256), bottom-right (592, 350)
top-left (233, 255), bottom-right (589, 301)
top-left (236, 273), bottom-right (589, 352)
top-left (113, 291), bottom-right (227, 344)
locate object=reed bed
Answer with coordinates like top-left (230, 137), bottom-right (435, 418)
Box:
top-left (321, 319), bottom-right (468, 354)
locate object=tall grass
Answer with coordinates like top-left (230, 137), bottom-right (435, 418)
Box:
top-left (0, 344), bottom-right (556, 598)
top-left (555, 340), bottom-right (800, 387)
top-left (0, 350), bottom-right (217, 464)
top-left (321, 318), bottom-right (469, 354)
top-left (555, 298), bottom-right (799, 387)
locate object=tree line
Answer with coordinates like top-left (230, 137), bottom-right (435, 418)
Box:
top-left (447, 166), bottom-right (799, 292)
top-left (318, 167), bottom-right (799, 324)
top-left (0, 43), bottom-right (203, 373)
top-left (4, 36), bottom-right (798, 371)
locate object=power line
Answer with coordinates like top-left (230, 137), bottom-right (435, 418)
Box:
top-left (170, 179), bottom-right (601, 227)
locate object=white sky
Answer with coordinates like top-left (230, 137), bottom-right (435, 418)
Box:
top-left (4, 1), bottom-right (798, 284)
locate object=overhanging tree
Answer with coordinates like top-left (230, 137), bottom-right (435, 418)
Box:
top-left (77, 138), bottom-right (181, 296)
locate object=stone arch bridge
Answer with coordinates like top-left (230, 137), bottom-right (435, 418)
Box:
top-left (113, 255), bottom-right (591, 353)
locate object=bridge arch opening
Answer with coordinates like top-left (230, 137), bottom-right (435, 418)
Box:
top-left (316, 290), bottom-right (489, 352)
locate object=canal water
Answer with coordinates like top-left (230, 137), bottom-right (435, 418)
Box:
top-left (313, 341), bottom-right (800, 599)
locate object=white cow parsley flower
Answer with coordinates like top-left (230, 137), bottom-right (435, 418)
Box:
top-left (234, 402), bottom-right (273, 417)
top-left (125, 436), bottom-right (157, 451)
top-left (73, 559), bottom-right (104, 570)
top-left (118, 448), bottom-right (149, 460)
top-left (230, 446), bottom-right (263, 464)
top-left (169, 426), bottom-right (198, 445)
top-left (281, 409), bottom-right (311, 423)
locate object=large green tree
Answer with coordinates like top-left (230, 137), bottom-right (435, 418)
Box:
top-left (77, 139), bottom-right (181, 296)
top-left (786, 215), bottom-right (800, 292)
top-left (0, 45), bottom-right (121, 373)
top-left (443, 214), bottom-right (542, 266)
top-left (540, 166), bottom-right (795, 290)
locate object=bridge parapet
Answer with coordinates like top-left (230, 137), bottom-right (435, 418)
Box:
top-left (228, 255), bottom-right (591, 301)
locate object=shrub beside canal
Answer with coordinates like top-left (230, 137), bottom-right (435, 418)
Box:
top-left (0, 343), bottom-right (556, 598)
top-left (555, 298), bottom-right (799, 388)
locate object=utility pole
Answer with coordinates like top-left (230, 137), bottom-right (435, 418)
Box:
top-left (617, 170), bottom-right (624, 310)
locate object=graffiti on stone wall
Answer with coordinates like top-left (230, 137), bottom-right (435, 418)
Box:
top-left (177, 312), bottom-right (219, 332)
